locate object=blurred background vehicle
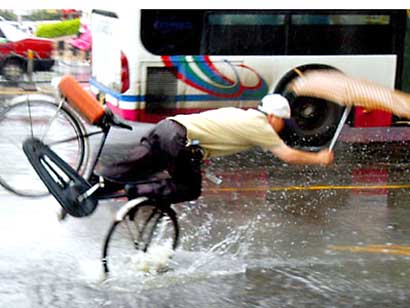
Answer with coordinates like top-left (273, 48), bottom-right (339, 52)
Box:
top-left (69, 23), bottom-right (91, 60)
top-left (0, 21), bottom-right (54, 81)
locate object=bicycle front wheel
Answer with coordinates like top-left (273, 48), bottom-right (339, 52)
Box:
top-left (102, 200), bottom-right (179, 275)
top-left (0, 98), bottom-right (88, 197)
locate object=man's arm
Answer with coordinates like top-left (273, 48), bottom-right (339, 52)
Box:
top-left (270, 143), bottom-right (334, 166)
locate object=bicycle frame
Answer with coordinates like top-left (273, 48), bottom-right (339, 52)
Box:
top-left (22, 75), bottom-right (180, 274)
top-left (24, 78), bottom-right (166, 215)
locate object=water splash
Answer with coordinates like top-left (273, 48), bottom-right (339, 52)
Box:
top-left (130, 242), bottom-right (174, 273)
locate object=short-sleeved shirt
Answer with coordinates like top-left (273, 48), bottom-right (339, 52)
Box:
top-left (169, 107), bottom-right (284, 158)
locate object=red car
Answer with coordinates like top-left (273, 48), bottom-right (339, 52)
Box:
top-left (0, 22), bottom-right (55, 81)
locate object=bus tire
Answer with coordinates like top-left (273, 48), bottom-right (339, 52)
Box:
top-left (274, 64), bottom-right (345, 148)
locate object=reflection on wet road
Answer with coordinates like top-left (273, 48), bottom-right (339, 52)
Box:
top-left (2, 132), bottom-right (410, 307)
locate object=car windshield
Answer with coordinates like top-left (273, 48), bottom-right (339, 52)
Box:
top-left (0, 22), bottom-right (29, 41)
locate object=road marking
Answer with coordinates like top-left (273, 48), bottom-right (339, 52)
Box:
top-left (207, 183), bottom-right (410, 193)
top-left (329, 244), bottom-right (410, 256)
top-left (0, 89), bottom-right (53, 95)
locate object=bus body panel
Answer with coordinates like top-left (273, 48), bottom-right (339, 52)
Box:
top-left (90, 53), bottom-right (396, 121)
top-left (90, 9), bottom-right (407, 146)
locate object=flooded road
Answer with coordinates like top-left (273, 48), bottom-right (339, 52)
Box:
top-left (1, 121), bottom-right (410, 307)
top-left (1, 59), bottom-right (409, 307)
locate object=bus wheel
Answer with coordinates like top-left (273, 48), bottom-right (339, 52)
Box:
top-left (275, 65), bottom-right (345, 148)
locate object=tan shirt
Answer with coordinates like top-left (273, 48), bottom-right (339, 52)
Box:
top-left (169, 107), bottom-right (284, 158)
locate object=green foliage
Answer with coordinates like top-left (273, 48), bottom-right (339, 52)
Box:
top-left (35, 18), bottom-right (80, 38)
top-left (0, 10), bottom-right (62, 22)
top-left (0, 10), bottom-right (17, 21)
top-left (24, 10), bottom-right (63, 21)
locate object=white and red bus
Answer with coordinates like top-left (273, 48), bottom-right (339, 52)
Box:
top-left (90, 9), bottom-right (409, 146)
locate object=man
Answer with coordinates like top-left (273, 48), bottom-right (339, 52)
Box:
top-left (101, 94), bottom-right (334, 203)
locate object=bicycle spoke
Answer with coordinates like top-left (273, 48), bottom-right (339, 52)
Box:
top-left (124, 218), bottom-right (139, 250)
top-left (40, 98), bottom-right (65, 142)
top-left (103, 202), bottom-right (179, 275)
top-left (2, 134), bottom-right (26, 152)
top-left (0, 100), bottom-right (87, 197)
top-left (26, 97), bottom-right (34, 138)
top-left (139, 208), bottom-right (159, 239)
top-left (47, 129), bottom-right (102, 147)
top-left (140, 210), bottom-right (162, 252)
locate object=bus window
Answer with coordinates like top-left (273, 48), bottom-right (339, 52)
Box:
top-left (289, 13), bottom-right (396, 55)
top-left (140, 10), bottom-right (203, 55)
top-left (202, 12), bottom-right (286, 55)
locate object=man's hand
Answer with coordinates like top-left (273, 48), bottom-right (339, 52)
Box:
top-left (316, 149), bottom-right (334, 166)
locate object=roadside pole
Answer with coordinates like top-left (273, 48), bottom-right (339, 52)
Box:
top-left (24, 49), bottom-right (36, 91)
top-left (27, 49), bottom-right (33, 83)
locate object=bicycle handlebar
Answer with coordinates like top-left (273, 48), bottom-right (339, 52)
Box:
top-left (103, 108), bottom-right (133, 130)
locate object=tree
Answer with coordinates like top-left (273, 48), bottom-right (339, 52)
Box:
top-left (0, 10), bottom-right (17, 21)
top-left (24, 10), bottom-right (63, 21)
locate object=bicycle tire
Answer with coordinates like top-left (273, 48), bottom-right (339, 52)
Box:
top-left (0, 98), bottom-right (88, 197)
top-left (102, 198), bottom-right (179, 275)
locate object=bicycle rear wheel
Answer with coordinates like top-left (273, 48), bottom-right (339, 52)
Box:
top-left (102, 199), bottom-right (179, 275)
top-left (0, 98), bottom-right (88, 197)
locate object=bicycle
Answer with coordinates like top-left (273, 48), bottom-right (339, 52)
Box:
top-left (0, 89), bottom-right (91, 197)
top-left (20, 75), bottom-right (181, 275)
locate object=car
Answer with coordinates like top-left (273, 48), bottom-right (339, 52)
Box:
top-left (0, 21), bottom-right (55, 81)
top-left (69, 24), bottom-right (91, 52)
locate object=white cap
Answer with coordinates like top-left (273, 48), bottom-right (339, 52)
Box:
top-left (258, 94), bottom-right (291, 119)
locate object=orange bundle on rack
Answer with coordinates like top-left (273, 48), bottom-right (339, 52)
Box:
top-left (58, 75), bottom-right (106, 125)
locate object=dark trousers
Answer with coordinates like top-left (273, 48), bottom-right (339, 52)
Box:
top-left (104, 119), bottom-right (202, 203)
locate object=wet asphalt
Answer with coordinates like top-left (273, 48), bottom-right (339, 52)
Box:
top-left (1, 66), bottom-right (410, 307)
top-left (2, 122), bottom-right (410, 307)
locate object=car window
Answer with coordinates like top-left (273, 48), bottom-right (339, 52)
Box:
top-left (0, 22), bottom-right (29, 41)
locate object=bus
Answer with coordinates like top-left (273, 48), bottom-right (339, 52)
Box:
top-left (90, 9), bottom-right (409, 147)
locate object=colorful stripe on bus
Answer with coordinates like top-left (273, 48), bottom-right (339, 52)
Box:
top-left (90, 56), bottom-right (269, 122)
top-left (161, 55), bottom-right (268, 99)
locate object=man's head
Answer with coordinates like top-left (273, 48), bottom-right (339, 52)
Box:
top-left (258, 94), bottom-right (291, 133)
